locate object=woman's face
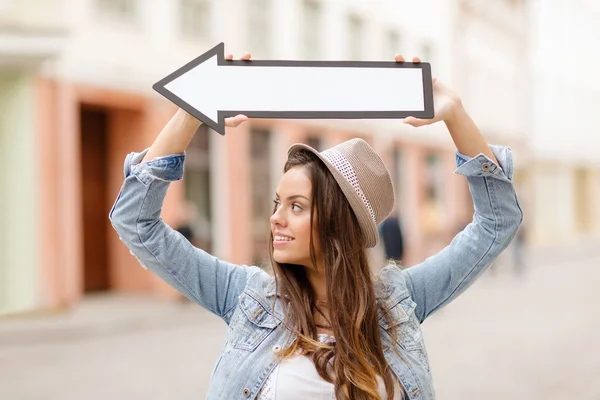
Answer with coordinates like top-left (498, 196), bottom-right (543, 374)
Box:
top-left (270, 166), bottom-right (320, 268)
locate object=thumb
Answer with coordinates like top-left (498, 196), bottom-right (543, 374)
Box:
top-left (225, 114), bottom-right (248, 127)
top-left (403, 116), bottom-right (428, 127)
top-left (234, 114), bottom-right (248, 124)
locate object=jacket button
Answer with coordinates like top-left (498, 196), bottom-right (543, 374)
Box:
top-left (481, 162), bottom-right (491, 171)
top-left (243, 388), bottom-right (251, 397)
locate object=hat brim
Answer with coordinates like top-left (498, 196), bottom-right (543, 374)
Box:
top-left (287, 143), bottom-right (379, 248)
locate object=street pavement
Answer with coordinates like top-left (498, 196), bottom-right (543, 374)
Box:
top-left (0, 249), bottom-right (598, 399)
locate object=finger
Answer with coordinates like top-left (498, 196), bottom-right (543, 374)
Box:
top-left (412, 56), bottom-right (421, 63)
top-left (240, 52), bottom-right (252, 60)
top-left (394, 54), bottom-right (405, 62)
top-left (225, 54), bottom-right (233, 60)
top-left (403, 117), bottom-right (427, 127)
top-left (225, 114), bottom-right (248, 127)
top-left (232, 115), bottom-right (248, 126)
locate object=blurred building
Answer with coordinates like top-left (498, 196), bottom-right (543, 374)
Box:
top-left (526, 0), bottom-right (600, 246)
top-left (0, 1), bottom-right (69, 314)
top-left (0, 0), bottom-right (597, 315)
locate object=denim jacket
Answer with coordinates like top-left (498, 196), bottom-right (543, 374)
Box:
top-left (109, 144), bottom-right (522, 400)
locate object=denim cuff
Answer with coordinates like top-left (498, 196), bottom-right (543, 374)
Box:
top-left (123, 148), bottom-right (186, 186)
top-left (454, 145), bottom-right (514, 181)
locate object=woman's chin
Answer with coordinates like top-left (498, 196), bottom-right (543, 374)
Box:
top-left (273, 250), bottom-right (296, 265)
top-left (273, 252), bottom-right (288, 264)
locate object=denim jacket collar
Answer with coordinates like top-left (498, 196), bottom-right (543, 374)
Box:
top-left (264, 270), bottom-right (406, 329)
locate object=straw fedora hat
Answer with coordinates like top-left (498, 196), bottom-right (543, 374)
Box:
top-left (287, 138), bottom-right (395, 248)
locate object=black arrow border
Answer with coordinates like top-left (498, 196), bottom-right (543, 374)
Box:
top-left (153, 42), bottom-right (434, 135)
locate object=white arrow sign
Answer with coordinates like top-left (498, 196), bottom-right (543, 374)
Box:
top-left (153, 43), bottom-right (434, 135)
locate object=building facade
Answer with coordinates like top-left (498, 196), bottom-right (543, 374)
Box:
top-left (0, 0), bottom-right (68, 314)
top-left (526, 0), bottom-right (600, 246)
top-left (2, 0), bottom-right (592, 316)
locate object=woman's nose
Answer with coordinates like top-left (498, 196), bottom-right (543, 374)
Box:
top-left (270, 208), bottom-right (286, 227)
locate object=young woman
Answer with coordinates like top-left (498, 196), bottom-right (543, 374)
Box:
top-left (109, 52), bottom-right (523, 400)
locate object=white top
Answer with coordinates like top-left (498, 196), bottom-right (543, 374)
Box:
top-left (257, 334), bottom-right (403, 400)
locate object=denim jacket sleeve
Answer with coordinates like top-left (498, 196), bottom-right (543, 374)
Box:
top-left (404, 145), bottom-right (523, 323)
top-left (108, 149), bottom-right (260, 324)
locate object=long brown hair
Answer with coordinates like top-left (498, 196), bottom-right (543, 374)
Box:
top-left (268, 148), bottom-right (403, 400)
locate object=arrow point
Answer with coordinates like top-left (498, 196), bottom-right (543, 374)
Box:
top-left (153, 43), bottom-right (227, 133)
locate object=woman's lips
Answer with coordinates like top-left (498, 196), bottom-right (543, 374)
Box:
top-left (273, 240), bottom-right (293, 247)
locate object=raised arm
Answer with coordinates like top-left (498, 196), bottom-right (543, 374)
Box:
top-left (404, 144), bottom-right (522, 323)
top-left (395, 58), bottom-right (523, 322)
top-left (109, 54), bottom-right (252, 323)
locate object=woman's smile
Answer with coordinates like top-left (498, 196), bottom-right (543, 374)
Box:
top-left (273, 240), bottom-right (293, 247)
top-left (273, 233), bottom-right (295, 246)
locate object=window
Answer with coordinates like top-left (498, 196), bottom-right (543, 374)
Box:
top-left (422, 153), bottom-right (444, 236)
top-left (421, 41), bottom-right (433, 62)
top-left (304, 135), bottom-right (322, 151)
top-left (247, 0), bottom-right (271, 57)
top-left (424, 153), bottom-right (442, 202)
top-left (302, 0), bottom-right (322, 59)
top-left (97, 0), bottom-right (137, 20)
top-left (347, 14), bottom-right (364, 60)
top-left (184, 125), bottom-right (212, 252)
top-left (386, 30), bottom-right (401, 58)
top-left (181, 0), bottom-right (211, 40)
top-left (251, 128), bottom-right (272, 264)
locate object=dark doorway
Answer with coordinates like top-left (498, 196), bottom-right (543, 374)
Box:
top-left (80, 106), bottom-right (110, 292)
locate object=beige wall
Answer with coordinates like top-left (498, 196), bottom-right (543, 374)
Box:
top-left (528, 162), bottom-right (600, 246)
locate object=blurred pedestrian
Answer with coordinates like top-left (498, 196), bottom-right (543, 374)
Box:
top-left (379, 212), bottom-right (404, 267)
top-left (175, 201), bottom-right (197, 244)
top-left (175, 223), bottom-right (193, 242)
top-left (110, 52), bottom-right (522, 399)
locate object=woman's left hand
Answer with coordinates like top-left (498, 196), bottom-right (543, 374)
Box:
top-left (394, 54), bottom-right (463, 127)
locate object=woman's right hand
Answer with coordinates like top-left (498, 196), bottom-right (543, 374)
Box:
top-left (223, 52), bottom-right (251, 127)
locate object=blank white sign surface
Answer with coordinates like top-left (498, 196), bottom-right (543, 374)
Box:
top-left (166, 54), bottom-right (425, 122)
top-left (153, 43), bottom-right (434, 135)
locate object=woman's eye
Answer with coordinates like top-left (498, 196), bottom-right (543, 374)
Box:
top-left (272, 200), bottom-right (301, 212)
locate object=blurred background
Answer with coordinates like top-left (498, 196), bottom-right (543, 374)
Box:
top-left (0, 0), bottom-right (599, 399)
